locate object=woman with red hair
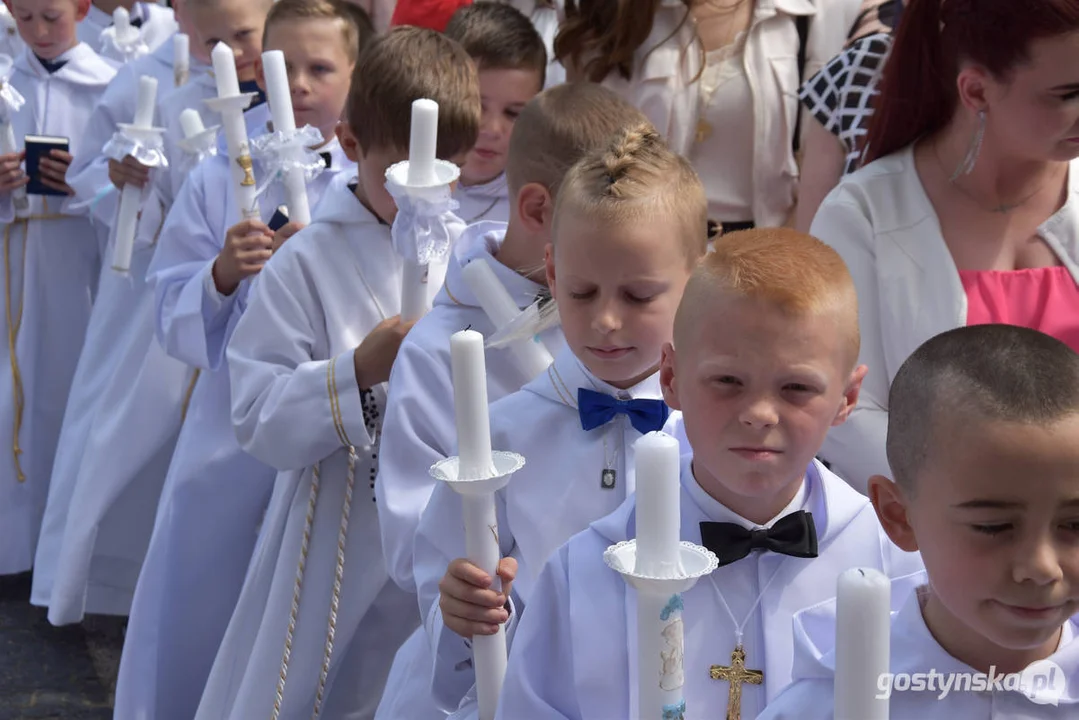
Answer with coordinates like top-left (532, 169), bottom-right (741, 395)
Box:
top-left (813, 0), bottom-right (1079, 493)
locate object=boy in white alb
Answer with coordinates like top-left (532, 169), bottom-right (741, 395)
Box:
top-left (444, 2), bottom-right (545, 225)
top-left (0, 0), bottom-right (116, 577)
top-left (38, 0), bottom-right (281, 627)
top-left (111, 3), bottom-right (368, 718)
top-left (78, 0), bottom-right (176, 60)
top-left (759, 325), bottom-right (1079, 719)
top-left (30, 0), bottom-right (204, 612)
top-left (415, 125), bottom-right (707, 714)
top-left (497, 229), bottom-right (926, 720)
top-left (194, 26), bottom-right (480, 720)
top-left (375, 82), bottom-right (650, 720)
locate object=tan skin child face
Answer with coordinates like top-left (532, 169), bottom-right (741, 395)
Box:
top-left (546, 209), bottom-right (693, 390)
top-left (460, 67), bottom-right (542, 187)
top-left (873, 413), bottom-right (1079, 675)
top-left (188, 0), bottom-right (269, 83)
top-left (662, 293), bottom-right (864, 524)
top-left (260, 18), bottom-right (355, 143)
top-left (8, 0), bottom-right (87, 60)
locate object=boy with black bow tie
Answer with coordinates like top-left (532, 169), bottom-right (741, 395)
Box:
top-left (495, 228), bottom-right (926, 720)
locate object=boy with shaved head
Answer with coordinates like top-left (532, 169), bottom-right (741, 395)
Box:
top-left (495, 228), bottom-right (925, 720)
top-left (761, 324), bottom-right (1079, 719)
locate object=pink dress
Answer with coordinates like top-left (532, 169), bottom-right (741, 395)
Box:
top-left (960, 265), bottom-right (1079, 353)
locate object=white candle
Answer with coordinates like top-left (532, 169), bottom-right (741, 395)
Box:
top-left (462, 491), bottom-right (508, 720)
top-left (633, 432), bottom-right (682, 578)
top-left (407, 98), bottom-right (438, 186)
top-left (834, 568), bottom-right (891, 720)
top-left (173, 34), bottom-right (190, 86)
top-left (449, 330), bottom-right (498, 479)
top-left (179, 108), bottom-right (205, 140)
top-left (400, 260), bottom-right (429, 322)
top-left (113, 6), bottom-right (131, 34)
top-left (0, 93), bottom-right (27, 217)
top-left (461, 259), bottom-right (553, 380)
top-left (638, 591), bottom-right (685, 719)
top-left (262, 50), bottom-right (295, 134)
top-left (261, 50), bottom-right (310, 225)
top-left (211, 42), bottom-right (240, 98)
top-left (133, 75), bottom-right (157, 129)
top-left (112, 74), bottom-right (160, 274)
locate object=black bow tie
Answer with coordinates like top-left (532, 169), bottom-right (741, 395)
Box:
top-left (699, 511), bottom-right (818, 567)
top-left (320, 151), bottom-right (332, 169)
top-left (129, 16), bottom-right (143, 28)
top-left (35, 55), bottom-right (67, 74)
top-left (239, 80), bottom-right (267, 109)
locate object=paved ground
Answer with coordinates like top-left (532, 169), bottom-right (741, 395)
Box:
top-left (0, 573), bottom-right (123, 720)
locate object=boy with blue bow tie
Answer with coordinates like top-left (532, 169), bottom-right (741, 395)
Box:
top-left (78, 0), bottom-right (177, 62)
top-left (495, 228), bottom-right (926, 720)
top-left (759, 325), bottom-right (1079, 720)
top-left (412, 124), bottom-right (708, 714)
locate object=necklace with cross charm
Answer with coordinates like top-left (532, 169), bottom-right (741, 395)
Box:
top-left (709, 645), bottom-right (763, 720)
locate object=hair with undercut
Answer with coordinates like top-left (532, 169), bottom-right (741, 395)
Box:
top-left (887, 324), bottom-right (1079, 492)
top-left (346, 26), bottom-right (481, 157)
top-left (553, 123), bottom-right (707, 263)
top-left (444, 2), bottom-right (547, 86)
top-left (262, 0), bottom-right (374, 63)
top-left (505, 82), bottom-right (650, 198)
top-left (673, 228), bottom-right (860, 363)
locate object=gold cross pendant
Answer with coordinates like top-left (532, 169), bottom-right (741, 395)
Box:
top-left (709, 644), bottom-right (763, 720)
top-left (696, 119), bottom-right (713, 144)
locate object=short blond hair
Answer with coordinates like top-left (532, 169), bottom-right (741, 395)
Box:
top-left (675, 228), bottom-right (860, 363)
top-left (505, 83), bottom-right (651, 199)
top-left (347, 26), bottom-right (481, 157)
top-left (553, 123), bottom-right (707, 264)
top-left (264, 0), bottom-right (374, 63)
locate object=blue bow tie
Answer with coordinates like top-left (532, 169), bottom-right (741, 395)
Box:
top-left (577, 388), bottom-right (670, 435)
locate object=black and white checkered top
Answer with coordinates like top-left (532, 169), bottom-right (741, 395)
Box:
top-left (798, 32), bottom-right (893, 175)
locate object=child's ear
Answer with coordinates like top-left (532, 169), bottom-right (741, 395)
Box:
top-left (515, 182), bottom-right (551, 235)
top-left (869, 475), bottom-right (920, 553)
top-left (659, 343), bottom-right (681, 411)
top-left (335, 122), bottom-right (360, 163)
top-left (833, 364), bottom-right (868, 427)
top-left (75, 0), bottom-right (92, 22)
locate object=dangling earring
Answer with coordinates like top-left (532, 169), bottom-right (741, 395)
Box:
top-left (951, 109), bottom-right (986, 182)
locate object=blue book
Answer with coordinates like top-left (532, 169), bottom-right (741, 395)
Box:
top-left (24, 134), bottom-right (70, 197)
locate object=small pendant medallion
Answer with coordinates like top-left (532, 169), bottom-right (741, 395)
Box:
top-left (600, 468), bottom-right (616, 489)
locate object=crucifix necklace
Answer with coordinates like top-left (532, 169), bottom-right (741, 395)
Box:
top-left (706, 561), bottom-right (786, 720)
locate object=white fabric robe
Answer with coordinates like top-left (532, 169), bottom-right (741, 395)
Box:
top-left (374, 222), bottom-right (563, 720)
top-left (41, 102), bottom-right (276, 624)
top-left (31, 37), bottom-right (182, 608)
top-left (155, 60), bottom-right (218, 208)
top-left (195, 179), bottom-right (413, 720)
top-left (413, 345), bottom-right (672, 710)
top-left (111, 140), bottom-right (351, 720)
top-left (78, 2), bottom-right (177, 63)
top-left (453, 173), bottom-right (510, 225)
top-left (496, 458), bottom-right (926, 719)
top-left (759, 585), bottom-right (1079, 719)
top-left (0, 45), bottom-right (116, 575)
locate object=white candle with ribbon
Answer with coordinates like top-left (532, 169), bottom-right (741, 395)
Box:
top-left (633, 432), bottom-right (682, 578)
top-left (207, 42), bottom-right (259, 220)
top-left (111, 75), bottom-right (159, 273)
top-left (460, 258), bottom-right (553, 380)
top-left (113, 6), bottom-right (131, 36)
top-left (173, 33), bottom-right (190, 87)
top-left (834, 568), bottom-right (891, 720)
top-left (261, 50), bottom-right (311, 226)
top-left (449, 330), bottom-right (506, 720)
